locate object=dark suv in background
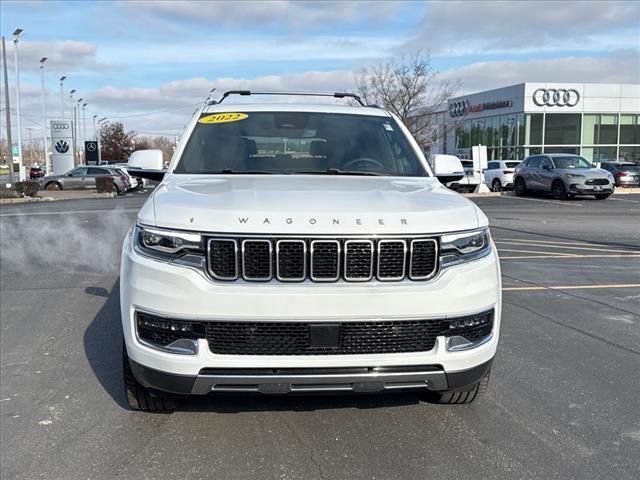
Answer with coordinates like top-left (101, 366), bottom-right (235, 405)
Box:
top-left (514, 154), bottom-right (615, 200)
top-left (599, 162), bottom-right (640, 187)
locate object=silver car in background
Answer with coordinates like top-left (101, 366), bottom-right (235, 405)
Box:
top-left (514, 154), bottom-right (615, 200)
top-left (37, 165), bottom-right (129, 194)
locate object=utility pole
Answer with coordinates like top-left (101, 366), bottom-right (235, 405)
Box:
top-left (92, 114), bottom-right (97, 140)
top-left (2, 36), bottom-right (15, 184)
top-left (59, 76), bottom-right (66, 120)
top-left (13, 29), bottom-right (24, 179)
top-left (40, 57), bottom-right (49, 171)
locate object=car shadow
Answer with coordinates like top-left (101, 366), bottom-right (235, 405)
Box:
top-left (83, 280), bottom-right (424, 413)
top-left (83, 280), bottom-right (128, 409)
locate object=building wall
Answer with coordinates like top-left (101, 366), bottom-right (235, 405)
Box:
top-left (445, 83), bottom-right (640, 162)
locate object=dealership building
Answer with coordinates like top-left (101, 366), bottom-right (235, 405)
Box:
top-left (432, 82), bottom-right (640, 163)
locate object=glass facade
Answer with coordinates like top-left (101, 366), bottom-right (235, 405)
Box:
top-left (454, 112), bottom-right (640, 162)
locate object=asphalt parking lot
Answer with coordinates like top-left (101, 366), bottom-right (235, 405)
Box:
top-left (1, 192), bottom-right (639, 480)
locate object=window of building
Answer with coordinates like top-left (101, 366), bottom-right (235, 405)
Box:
top-left (599, 115), bottom-right (618, 144)
top-left (525, 114), bottom-right (543, 145)
top-left (544, 114), bottom-right (581, 145)
top-left (516, 113), bottom-right (525, 146)
top-left (620, 114), bottom-right (639, 144)
top-left (543, 146), bottom-right (579, 155)
top-left (618, 146), bottom-right (639, 163)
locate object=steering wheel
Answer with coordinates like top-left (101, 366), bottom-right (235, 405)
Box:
top-left (341, 157), bottom-right (385, 170)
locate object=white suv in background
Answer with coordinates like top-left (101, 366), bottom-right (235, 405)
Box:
top-left (484, 160), bottom-right (521, 192)
top-left (120, 91), bottom-right (502, 412)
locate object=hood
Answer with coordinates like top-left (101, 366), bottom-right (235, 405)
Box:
top-left (141, 175), bottom-right (483, 234)
top-left (557, 168), bottom-right (612, 179)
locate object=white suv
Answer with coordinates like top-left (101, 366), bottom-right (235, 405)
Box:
top-left (120, 91), bottom-right (501, 411)
top-left (484, 160), bottom-right (521, 192)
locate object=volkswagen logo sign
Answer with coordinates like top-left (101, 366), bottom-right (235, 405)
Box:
top-left (532, 88), bottom-right (580, 107)
top-left (449, 100), bottom-right (470, 117)
top-left (54, 140), bottom-right (70, 154)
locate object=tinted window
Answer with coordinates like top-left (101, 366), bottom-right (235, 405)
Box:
top-left (176, 112), bottom-right (427, 177)
top-left (552, 156), bottom-right (592, 169)
top-left (87, 167), bottom-right (106, 175)
top-left (528, 157), bottom-right (541, 168)
top-left (487, 162), bottom-right (499, 170)
top-left (539, 157), bottom-right (552, 169)
top-left (505, 162), bottom-right (520, 168)
top-left (72, 167), bottom-right (88, 176)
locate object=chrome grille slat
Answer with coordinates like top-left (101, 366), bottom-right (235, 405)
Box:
top-left (206, 236), bottom-right (439, 283)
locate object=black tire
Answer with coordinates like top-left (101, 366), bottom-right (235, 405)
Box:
top-left (427, 370), bottom-right (490, 405)
top-left (123, 343), bottom-right (176, 412)
top-left (551, 180), bottom-right (567, 200)
top-left (491, 178), bottom-right (503, 192)
top-left (514, 177), bottom-right (527, 196)
top-left (112, 183), bottom-right (120, 195)
top-left (45, 181), bottom-right (62, 191)
top-left (595, 193), bottom-right (611, 200)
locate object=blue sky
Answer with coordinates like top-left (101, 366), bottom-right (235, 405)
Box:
top-left (1, 0), bottom-right (639, 137)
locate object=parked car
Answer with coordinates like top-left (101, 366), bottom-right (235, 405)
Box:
top-left (514, 154), bottom-right (615, 200)
top-left (29, 166), bottom-right (45, 179)
top-left (598, 162), bottom-right (640, 187)
top-left (445, 159), bottom-right (480, 192)
top-left (113, 163), bottom-right (148, 190)
top-left (120, 92), bottom-right (501, 411)
top-left (37, 165), bottom-right (129, 194)
top-left (483, 160), bottom-right (520, 191)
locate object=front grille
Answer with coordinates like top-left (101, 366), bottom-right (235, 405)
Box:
top-left (585, 178), bottom-right (609, 185)
top-left (205, 319), bottom-right (442, 355)
top-left (207, 236), bottom-right (438, 283)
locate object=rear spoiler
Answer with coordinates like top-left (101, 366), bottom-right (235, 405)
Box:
top-left (126, 168), bottom-right (165, 182)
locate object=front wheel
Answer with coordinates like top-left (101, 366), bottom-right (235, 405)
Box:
top-left (595, 193), bottom-right (612, 200)
top-left (514, 177), bottom-right (527, 196)
top-left (551, 180), bottom-right (567, 200)
top-left (112, 183), bottom-right (120, 195)
top-left (45, 182), bottom-right (62, 191)
top-left (123, 343), bottom-right (176, 412)
top-left (426, 370), bottom-right (490, 404)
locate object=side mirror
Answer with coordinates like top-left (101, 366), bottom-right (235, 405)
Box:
top-left (127, 149), bottom-right (165, 181)
top-left (432, 154), bottom-right (465, 184)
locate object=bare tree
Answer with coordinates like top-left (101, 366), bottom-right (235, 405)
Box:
top-left (100, 122), bottom-right (136, 161)
top-left (355, 52), bottom-right (459, 149)
top-left (134, 135), bottom-right (175, 164)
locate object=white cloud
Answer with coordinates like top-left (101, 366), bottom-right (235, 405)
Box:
top-left (120, 0), bottom-right (399, 30)
top-left (440, 50), bottom-right (640, 94)
top-left (406, 0), bottom-right (640, 55)
top-left (3, 40), bottom-right (99, 73)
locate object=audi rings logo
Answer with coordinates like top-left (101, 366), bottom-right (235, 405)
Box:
top-left (532, 88), bottom-right (580, 107)
top-left (449, 100), bottom-right (469, 117)
top-left (54, 140), bottom-right (70, 154)
top-left (51, 122), bottom-right (70, 130)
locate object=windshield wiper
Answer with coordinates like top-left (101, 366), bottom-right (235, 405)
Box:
top-left (292, 168), bottom-right (384, 176)
top-left (197, 169), bottom-right (275, 175)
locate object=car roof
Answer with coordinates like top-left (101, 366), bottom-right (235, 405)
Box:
top-left (544, 153), bottom-right (581, 158)
top-left (201, 102), bottom-right (390, 117)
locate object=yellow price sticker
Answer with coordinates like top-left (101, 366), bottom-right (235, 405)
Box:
top-left (198, 113), bottom-right (248, 124)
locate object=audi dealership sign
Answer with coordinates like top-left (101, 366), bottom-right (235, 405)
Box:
top-left (532, 88), bottom-right (580, 107)
top-left (50, 121), bottom-right (75, 175)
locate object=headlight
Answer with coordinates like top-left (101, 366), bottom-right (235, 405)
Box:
top-left (134, 225), bottom-right (204, 263)
top-left (565, 172), bottom-right (585, 178)
top-left (440, 228), bottom-right (491, 267)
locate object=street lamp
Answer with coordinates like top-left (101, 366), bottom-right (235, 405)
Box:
top-left (82, 102), bottom-right (87, 147)
top-left (59, 76), bottom-right (66, 120)
top-left (40, 57), bottom-right (49, 172)
top-left (92, 114), bottom-right (98, 140)
top-left (76, 98), bottom-right (83, 156)
top-left (13, 28), bottom-right (24, 179)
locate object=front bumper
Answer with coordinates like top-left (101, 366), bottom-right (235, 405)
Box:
top-left (120, 230), bottom-right (501, 391)
top-left (128, 357), bottom-right (494, 395)
top-left (568, 183), bottom-right (614, 195)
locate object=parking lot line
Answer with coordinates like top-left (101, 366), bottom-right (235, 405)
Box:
top-left (499, 196), bottom-right (583, 207)
top-left (495, 240), bottom-right (638, 254)
top-left (500, 253), bottom-right (640, 260)
top-left (498, 248), bottom-right (576, 256)
top-left (499, 238), bottom-right (612, 247)
top-left (607, 197), bottom-right (640, 204)
top-left (503, 283), bottom-right (640, 291)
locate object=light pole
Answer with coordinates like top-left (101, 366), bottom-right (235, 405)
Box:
top-left (77, 98), bottom-right (83, 161)
top-left (40, 57), bottom-right (49, 171)
top-left (13, 28), bottom-right (24, 179)
top-left (59, 76), bottom-right (66, 120)
top-left (82, 102), bottom-right (87, 147)
top-left (92, 114), bottom-right (98, 140)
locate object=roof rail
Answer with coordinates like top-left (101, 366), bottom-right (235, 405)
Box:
top-left (216, 90), bottom-right (366, 106)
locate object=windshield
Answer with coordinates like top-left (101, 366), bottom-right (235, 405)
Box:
top-left (174, 112), bottom-right (427, 176)
top-left (551, 156), bottom-right (593, 169)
